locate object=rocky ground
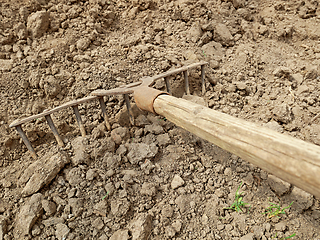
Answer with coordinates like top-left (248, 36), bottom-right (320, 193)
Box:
top-left (1, 0), bottom-right (320, 239)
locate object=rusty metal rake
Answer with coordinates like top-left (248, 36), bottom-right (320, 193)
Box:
top-left (9, 62), bottom-right (208, 159)
top-left (9, 61), bottom-right (320, 199)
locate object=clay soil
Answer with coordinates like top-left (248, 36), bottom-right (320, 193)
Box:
top-left (1, 0), bottom-right (320, 239)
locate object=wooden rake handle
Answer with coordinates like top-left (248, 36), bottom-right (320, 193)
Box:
top-left (153, 95), bottom-right (320, 199)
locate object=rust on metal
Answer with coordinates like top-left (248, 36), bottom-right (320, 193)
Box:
top-left (10, 62), bottom-right (208, 156)
top-left (183, 70), bottom-right (190, 95)
top-left (164, 76), bottom-right (171, 94)
top-left (15, 125), bottom-right (37, 159)
top-left (72, 105), bottom-right (86, 137)
top-left (45, 114), bottom-right (64, 147)
top-left (201, 65), bottom-right (206, 95)
top-left (134, 86), bottom-right (169, 114)
top-left (124, 94), bottom-right (135, 125)
top-left (98, 97), bottom-right (111, 131)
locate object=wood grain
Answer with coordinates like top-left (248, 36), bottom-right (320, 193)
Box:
top-left (154, 95), bottom-right (320, 199)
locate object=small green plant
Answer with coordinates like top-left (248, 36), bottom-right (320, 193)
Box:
top-left (202, 50), bottom-right (207, 57)
top-left (102, 191), bottom-right (109, 200)
top-left (273, 232), bottom-right (296, 239)
top-left (224, 181), bottom-right (249, 212)
top-left (262, 201), bottom-right (293, 218)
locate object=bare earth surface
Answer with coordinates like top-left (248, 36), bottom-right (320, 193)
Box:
top-left (1, 0), bottom-right (320, 239)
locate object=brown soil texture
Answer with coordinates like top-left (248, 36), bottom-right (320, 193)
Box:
top-left (1, 0), bottom-right (320, 239)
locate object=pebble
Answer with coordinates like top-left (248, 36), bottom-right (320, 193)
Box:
top-left (267, 175), bottom-right (291, 196)
top-left (55, 223), bottom-right (70, 240)
top-left (42, 200), bottom-right (56, 216)
top-left (171, 175), bottom-right (185, 190)
top-left (92, 217), bottom-right (104, 230)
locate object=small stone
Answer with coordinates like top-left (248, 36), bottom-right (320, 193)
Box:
top-left (252, 226), bottom-right (265, 239)
top-left (68, 198), bottom-right (84, 216)
top-left (42, 217), bottom-right (64, 227)
top-left (110, 229), bottom-right (130, 240)
top-left (274, 222), bottom-right (286, 231)
top-left (290, 187), bottom-right (314, 212)
top-left (0, 59), bottom-right (13, 71)
top-left (128, 213), bottom-right (152, 240)
top-left (263, 121), bottom-right (284, 133)
top-left (157, 133), bottom-right (171, 146)
top-left (14, 193), bottom-right (43, 238)
top-left (71, 137), bottom-right (91, 166)
top-left (99, 234), bottom-right (109, 240)
top-left (188, 24), bottom-right (203, 43)
top-left (240, 233), bottom-right (254, 240)
top-left (111, 127), bottom-right (129, 144)
top-left (135, 115), bottom-right (150, 127)
top-left (272, 104), bottom-right (292, 124)
top-left (291, 73), bottom-right (304, 85)
top-left (20, 152), bottom-right (70, 197)
top-left (305, 66), bottom-right (318, 80)
top-left (43, 75), bottom-right (61, 98)
top-left (55, 223), bottom-right (70, 240)
top-left (42, 200), bottom-right (56, 216)
top-left (233, 0), bottom-right (245, 8)
top-left (214, 23), bottom-right (234, 46)
top-left (110, 199), bottom-right (130, 218)
top-left (31, 224), bottom-right (41, 236)
top-left (0, 216), bottom-right (7, 240)
top-left (296, 85), bottom-right (309, 95)
top-left (65, 167), bottom-right (83, 186)
top-left (145, 124), bottom-right (164, 135)
top-left (172, 220), bottom-right (182, 233)
top-left (76, 37), bottom-right (91, 51)
top-left (171, 175), bottom-right (185, 189)
top-left (201, 41), bottom-right (225, 62)
top-left (267, 175), bottom-right (291, 196)
top-left (86, 169), bottom-right (98, 181)
top-left (92, 217), bottom-right (104, 230)
top-left (235, 82), bottom-right (247, 90)
top-left (94, 201), bottom-right (108, 217)
top-left (273, 66), bottom-right (291, 78)
top-left (140, 182), bottom-right (157, 196)
top-left (265, 222), bottom-right (271, 232)
top-left (27, 10), bottom-right (50, 38)
top-left (224, 167), bottom-right (232, 176)
top-left (127, 143), bottom-right (158, 165)
top-left (161, 205), bottom-right (173, 219)
top-left (165, 226), bottom-right (176, 237)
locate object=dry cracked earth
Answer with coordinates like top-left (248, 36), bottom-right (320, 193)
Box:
top-left (0, 0), bottom-right (320, 239)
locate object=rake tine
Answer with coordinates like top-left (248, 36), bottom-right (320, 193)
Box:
top-left (124, 94), bottom-right (134, 125)
top-left (15, 125), bottom-right (37, 159)
top-left (164, 76), bottom-right (172, 95)
top-left (45, 114), bottom-right (64, 147)
top-left (72, 105), bottom-right (86, 137)
top-left (98, 97), bottom-right (111, 131)
top-left (183, 70), bottom-right (190, 95)
top-left (201, 65), bottom-right (206, 96)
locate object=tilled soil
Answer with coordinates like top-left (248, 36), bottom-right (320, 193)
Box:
top-left (0, 0), bottom-right (320, 239)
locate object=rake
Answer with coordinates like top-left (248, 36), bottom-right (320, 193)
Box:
top-left (9, 62), bottom-right (320, 199)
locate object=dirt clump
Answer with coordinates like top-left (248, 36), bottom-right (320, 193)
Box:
top-left (0, 0), bottom-right (320, 239)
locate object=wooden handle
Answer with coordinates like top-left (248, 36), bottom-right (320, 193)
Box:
top-left (154, 95), bottom-right (320, 199)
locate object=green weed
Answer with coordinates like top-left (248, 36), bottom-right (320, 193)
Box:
top-left (273, 232), bottom-right (296, 239)
top-left (263, 201), bottom-right (293, 218)
top-left (102, 191), bottom-right (109, 200)
top-left (202, 50), bottom-right (207, 57)
top-left (224, 181), bottom-right (250, 213)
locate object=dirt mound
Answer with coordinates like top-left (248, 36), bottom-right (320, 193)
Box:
top-left (1, 0), bottom-right (320, 239)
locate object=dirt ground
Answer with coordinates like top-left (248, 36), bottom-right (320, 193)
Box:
top-left (1, 0), bottom-right (320, 239)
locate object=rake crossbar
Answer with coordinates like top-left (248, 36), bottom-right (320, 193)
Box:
top-left (9, 62), bottom-right (208, 158)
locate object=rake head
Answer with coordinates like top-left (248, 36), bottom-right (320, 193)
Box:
top-left (9, 62), bottom-right (208, 159)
